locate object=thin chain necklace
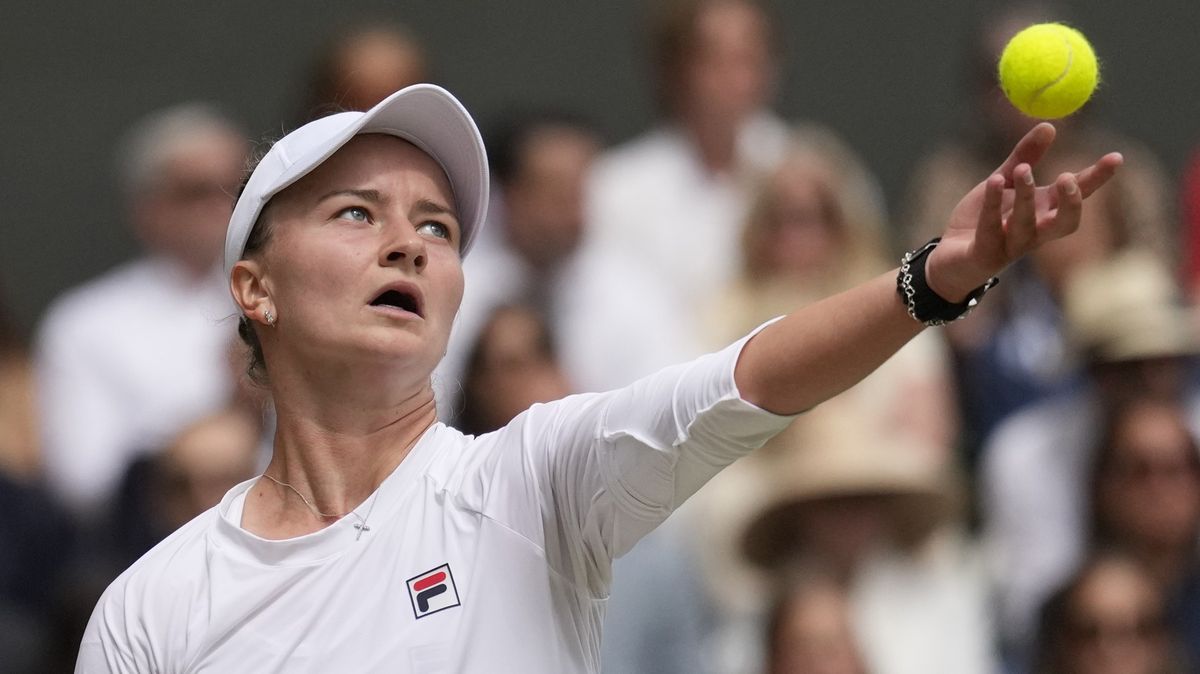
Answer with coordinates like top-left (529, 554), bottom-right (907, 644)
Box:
top-left (260, 473), bottom-right (381, 541)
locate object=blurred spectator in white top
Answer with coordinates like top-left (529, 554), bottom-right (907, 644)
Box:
top-left (982, 251), bottom-right (1200, 660)
top-left (437, 111), bottom-right (691, 417)
top-left (584, 0), bottom-right (789, 339)
top-left (35, 103), bottom-right (247, 517)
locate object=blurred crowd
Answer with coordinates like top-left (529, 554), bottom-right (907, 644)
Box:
top-left (4, 1), bottom-right (1200, 672)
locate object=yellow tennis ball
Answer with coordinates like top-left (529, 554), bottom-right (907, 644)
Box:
top-left (998, 23), bottom-right (1099, 119)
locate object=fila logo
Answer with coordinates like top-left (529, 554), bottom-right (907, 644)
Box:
top-left (406, 563), bottom-right (461, 619)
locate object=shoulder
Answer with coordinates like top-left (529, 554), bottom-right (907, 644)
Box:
top-left (431, 399), bottom-right (607, 476)
top-left (37, 259), bottom-right (159, 343)
top-left (589, 127), bottom-right (688, 190)
top-left (84, 509), bottom-right (218, 649)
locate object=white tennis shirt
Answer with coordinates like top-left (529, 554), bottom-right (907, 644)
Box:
top-left (76, 329), bottom-right (793, 673)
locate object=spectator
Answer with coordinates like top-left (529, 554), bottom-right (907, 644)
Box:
top-left (438, 111), bottom-right (690, 413)
top-left (729, 417), bottom-right (994, 674)
top-left (764, 571), bottom-right (868, 674)
top-left (298, 22), bottom-right (428, 122)
top-left (109, 410), bottom-right (261, 566)
top-left (0, 291), bottom-right (74, 673)
top-left (983, 251), bottom-right (1200, 658)
top-left (707, 126), bottom-right (889, 334)
top-left (585, 0), bottom-right (788, 340)
top-left (704, 126), bottom-right (956, 456)
top-left (457, 305), bottom-right (571, 436)
top-left (1035, 553), bottom-right (1187, 674)
top-left (949, 136), bottom-right (1175, 462)
top-left (35, 103), bottom-right (248, 517)
top-left (1089, 398), bottom-right (1200, 668)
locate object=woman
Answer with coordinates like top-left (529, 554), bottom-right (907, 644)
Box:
top-left (1090, 397), bottom-right (1200, 667)
top-left (457, 304), bottom-right (572, 436)
top-left (678, 130), bottom-right (959, 672)
top-left (705, 125), bottom-right (956, 454)
top-left (77, 84), bottom-right (1120, 672)
top-left (735, 418), bottom-right (993, 674)
top-left (1035, 553), bottom-right (1187, 674)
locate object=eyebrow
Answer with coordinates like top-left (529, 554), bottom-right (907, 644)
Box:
top-left (413, 198), bottom-right (458, 221)
top-left (316, 188), bottom-right (385, 204)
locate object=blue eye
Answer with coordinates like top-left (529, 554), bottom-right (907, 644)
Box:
top-left (417, 221), bottom-right (451, 240)
top-left (337, 206), bottom-right (370, 222)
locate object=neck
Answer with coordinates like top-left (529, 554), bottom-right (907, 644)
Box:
top-left (242, 358), bottom-right (439, 539)
top-left (678, 107), bottom-right (746, 174)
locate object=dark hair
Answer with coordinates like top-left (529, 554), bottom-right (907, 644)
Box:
top-left (1034, 552), bottom-right (1182, 674)
top-left (1087, 397), bottom-right (1200, 547)
top-left (234, 148), bottom-right (277, 386)
top-left (486, 110), bottom-right (600, 188)
top-left (456, 304), bottom-right (559, 435)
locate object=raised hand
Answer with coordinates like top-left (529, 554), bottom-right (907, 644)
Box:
top-left (925, 123), bottom-right (1123, 302)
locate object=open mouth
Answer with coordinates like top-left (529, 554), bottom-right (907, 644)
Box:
top-left (370, 289), bottom-right (422, 317)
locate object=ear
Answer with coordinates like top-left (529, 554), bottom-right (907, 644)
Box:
top-left (230, 259), bottom-right (272, 324)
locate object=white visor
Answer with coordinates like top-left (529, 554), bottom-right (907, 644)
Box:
top-left (224, 84), bottom-right (489, 277)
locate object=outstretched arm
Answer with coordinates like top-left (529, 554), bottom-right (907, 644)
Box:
top-left (735, 123), bottom-right (1123, 415)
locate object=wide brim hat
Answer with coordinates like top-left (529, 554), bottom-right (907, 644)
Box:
top-left (1063, 251), bottom-right (1200, 364)
top-left (740, 422), bottom-right (956, 570)
top-left (224, 83), bottom-right (489, 276)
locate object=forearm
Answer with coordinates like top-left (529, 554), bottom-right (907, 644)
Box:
top-left (734, 270), bottom-right (925, 415)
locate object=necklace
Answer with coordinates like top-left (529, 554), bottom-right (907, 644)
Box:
top-left (260, 473), bottom-right (381, 540)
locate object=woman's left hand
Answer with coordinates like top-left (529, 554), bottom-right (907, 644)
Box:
top-left (925, 122), bottom-right (1124, 302)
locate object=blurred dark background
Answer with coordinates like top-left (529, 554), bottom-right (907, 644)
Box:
top-left (2, 0), bottom-right (1199, 330)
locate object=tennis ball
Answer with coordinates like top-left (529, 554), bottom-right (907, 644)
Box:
top-left (998, 23), bottom-right (1099, 119)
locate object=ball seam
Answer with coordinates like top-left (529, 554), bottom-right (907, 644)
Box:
top-left (1026, 33), bottom-right (1075, 112)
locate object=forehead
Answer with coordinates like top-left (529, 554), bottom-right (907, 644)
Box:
top-left (277, 134), bottom-right (455, 208)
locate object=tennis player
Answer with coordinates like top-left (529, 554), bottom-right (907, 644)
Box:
top-left (76, 84), bottom-right (1121, 672)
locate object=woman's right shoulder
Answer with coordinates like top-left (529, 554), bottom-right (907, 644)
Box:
top-left (80, 509), bottom-right (220, 669)
top-left (99, 508), bottom-right (220, 605)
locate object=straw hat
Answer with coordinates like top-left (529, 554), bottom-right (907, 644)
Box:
top-left (1062, 251), bottom-right (1199, 364)
top-left (740, 417), bottom-right (956, 571)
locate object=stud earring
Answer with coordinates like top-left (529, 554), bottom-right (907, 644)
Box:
top-left (264, 310), bottom-right (276, 326)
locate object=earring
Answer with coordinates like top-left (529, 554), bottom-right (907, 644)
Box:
top-left (264, 310), bottom-right (276, 326)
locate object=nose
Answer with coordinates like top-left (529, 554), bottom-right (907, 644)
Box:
top-left (381, 224), bottom-right (427, 271)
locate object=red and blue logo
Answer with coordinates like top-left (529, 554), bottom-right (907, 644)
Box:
top-left (406, 563), bottom-right (461, 619)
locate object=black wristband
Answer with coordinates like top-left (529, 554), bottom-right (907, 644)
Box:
top-left (896, 238), bottom-right (998, 326)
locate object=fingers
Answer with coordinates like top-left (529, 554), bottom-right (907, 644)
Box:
top-left (1074, 152), bottom-right (1124, 198)
top-left (994, 123), bottom-right (1056, 184)
top-left (1040, 173), bottom-right (1083, 240)
top-left (976, 174), bottom-right (1006, 242)
top-left (1005, 163), bottom-right (1038, 252)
